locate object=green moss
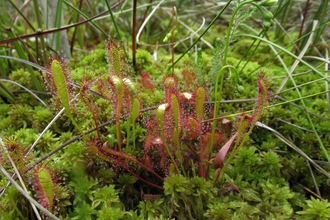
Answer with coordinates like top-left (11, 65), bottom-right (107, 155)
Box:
top-left (0, 103), bottom-right (10, 116)
top-left (8, 69), bottom-right (33, 88)
top-left (297, 197), bottom-right (330, 220)
top-left (135, 49), bottom-right (153, 71)
top-left (8, 104), bottom-right (33, 128)
top-left (32, 107), bottom-right (54, 131)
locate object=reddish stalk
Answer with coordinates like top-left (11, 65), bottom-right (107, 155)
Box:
top-left (132, 0), bottom-right (137, 69)
top-left (171, 7), bottom-right (175, 76)
top-left (90, 141), bottom-right (164, 183)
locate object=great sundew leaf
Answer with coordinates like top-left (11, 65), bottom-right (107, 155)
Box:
top-left (156, 102), bottom-right (179, 173)
top-left (196, 87), bottom-right (205, 121)
top-left (156, 103), bottom-right (168, 132)
top-left (131, 98), bottom-right (140, 123)
top-left (171, 94), bottom-right (180, 127)
top-left (111, 75), bottom-right (124, 110)
top-left (123, 78), bottom-right (136, 100)
top-left (110, 75), bottom-right (124, 149)
top-left (171, 94), bottom-right (181, 155)
top-left (51, 60), bottom-right (83, 135)
top-left (112, 47), bottom-right (121, 75)
top-left (107, 41), bottom-right (123, 76)
top-left (36, 167), bottom-right (54, 212)
top-left (130, 98), bottom-right (140, 150)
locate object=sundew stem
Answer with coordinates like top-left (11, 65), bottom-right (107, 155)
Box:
top-left (156, 104), bottom-right (180, 174)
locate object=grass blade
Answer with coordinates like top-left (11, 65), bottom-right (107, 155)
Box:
top-left (256, 122), bottom-right (330, 179)
top-left (6, 30), bottom-right (43, 91)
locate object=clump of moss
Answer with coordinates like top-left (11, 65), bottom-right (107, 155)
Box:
top-left (9, 69), bottom-right (34, 88)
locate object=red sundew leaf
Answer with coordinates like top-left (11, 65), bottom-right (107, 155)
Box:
top-left (90, 141), bottom-right (164, 183)
top-left (163, 76), bottom-right (177, 88)
top-left (140, 72), bottom-right (154, 91)
top-left (145, 118), bottom-right (158, 133)
top-left (213, 132), bottom-right (238, 169)
top-left (143, 155), bottom-right (153, 170)
top-left (181, 68), bottom-right (196, 91)
top-left (163, 76), bottom-right (178, 103)
top-left (160, 154), bottom-right (167, 172)
top-left (250, 71), bottom-right (269, 126)
top-left (186, 117), bottom-right (201, 140)
top-left (144, 135), bottom-right (164, 153)
top-left (144, 135), bottom-right (153, 153)
top-left (88, 141), bottom-right (164, 190)
top-left (178, 92), bottom-right (193, 104)
top-left (201, 131), bottom-right (223, 148)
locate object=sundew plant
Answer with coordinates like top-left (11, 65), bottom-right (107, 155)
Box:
top-left (0, 0), bottom-right (330, 219)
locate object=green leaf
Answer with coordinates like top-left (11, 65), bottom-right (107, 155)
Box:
top-left (123, 78), bottom-right (136, 100)
top-left (131, 98), bottom-right (140, 123)
top-left (36, 167), bottom-right (54, 212)
top-left (54, 0), bottom-right (63, 51)
top-left (109, 75), bottom-right (125, 148)
top-left (156, 103), bottom-right (168, 132)
top-left (171, 94), bottom-right (180, 127)
top-left (51, 60), bottom-right (83, 136)
top-left (7, 32), bottom-right (42, 91)
top-left (196, 87), bottom-right (205, 121)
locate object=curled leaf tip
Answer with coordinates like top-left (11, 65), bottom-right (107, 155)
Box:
top-left (213, 132), bottom-right (238, 169)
